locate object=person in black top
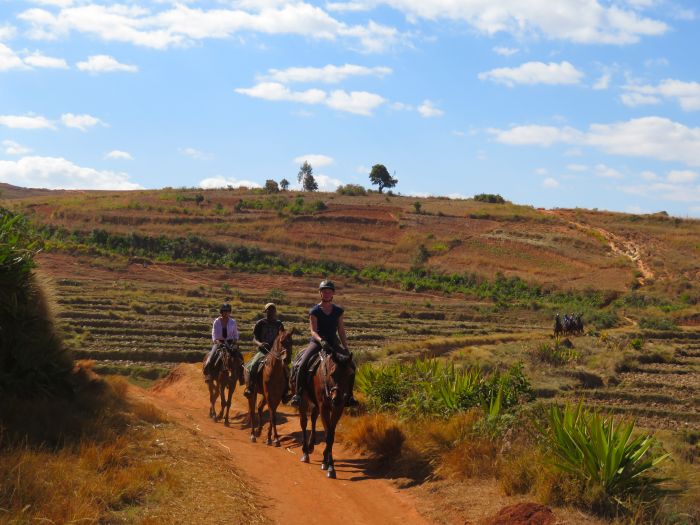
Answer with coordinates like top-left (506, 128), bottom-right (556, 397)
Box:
top-left (244, 303), bottom-right (287, 399)
top-left (290, 280), bottom-right (357, 407)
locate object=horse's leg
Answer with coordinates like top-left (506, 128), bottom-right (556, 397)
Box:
top-left (299, 399), bottom-right (310, 463)
top-left (248, 391), bottom-right (257, 442)
top-left (308, 404), bottom-right (319, 454)
top-left (224, 378), bottom-right (234, 426)
top-left (217, 374), bottom-right (227, 421)
top-left (320, 405), bottom-right (332, 471)
top-left (208, 381), bottom-right (216, 419)
top-left (257, 395), bottom-right (266, 439)
top-left (325, 406), bottom-right (343, 479)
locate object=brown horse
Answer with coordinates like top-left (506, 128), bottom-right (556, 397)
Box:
top-left (248, 328), bottom-right (295, 445)
top-left (205, 341), bottom-right (243, 425)
top-left (298, 349), bottom-right (354, 479)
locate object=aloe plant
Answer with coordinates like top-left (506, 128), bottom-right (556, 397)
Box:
top-left (544, 402), bottom-right (668, 501)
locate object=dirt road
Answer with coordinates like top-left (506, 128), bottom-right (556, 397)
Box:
top-left (134, 364), bottom-right (431, 525)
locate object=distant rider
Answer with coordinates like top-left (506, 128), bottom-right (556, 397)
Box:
top-left (244, 303), bottom-right (290, 401)
top-left (203, 303), bottom-right (240, 381)
top-left (289, 280), bottom-right (357, 408)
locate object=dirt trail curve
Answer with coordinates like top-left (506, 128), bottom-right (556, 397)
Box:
top-left (134, 364), bottom-right (431, 525)
top-left (542, 209), bottom-right (654, 285)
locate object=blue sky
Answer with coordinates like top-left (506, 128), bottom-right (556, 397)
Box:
top-left (1, 0), bottom-right (700, 216)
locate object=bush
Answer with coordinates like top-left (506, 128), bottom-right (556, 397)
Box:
top-left (473, 193), bottom-right (506, 204)
top-left (638, 316), bottom-right (677, 330)
top-left (541, 402), bottom-right (668, 514)
top-left (0, 208), bottom-right (73, 398)
top-left (336, 184), bottom-right (367, 196)
top-left (344, 414), bottom-right (405, 461)
top-left (532, 341), bottom-right (579, 366)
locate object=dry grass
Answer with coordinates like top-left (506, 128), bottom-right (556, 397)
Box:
top-left (343, 413), bottom-right (406, 461)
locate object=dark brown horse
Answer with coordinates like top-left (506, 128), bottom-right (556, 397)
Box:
top-left (297, 350), bottom-right (354, 479)
top-left (205, 341), bottom-right (243, 425)
top-left (248, 328), bottom-right (295, 445)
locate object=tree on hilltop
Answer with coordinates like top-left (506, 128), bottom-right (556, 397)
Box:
top-left (279, 178), bottom-right (290, 191)
top-left (297, 161), bottom-right (318, 192)
top-left (264, 179), bottom-right (279, 193)
top-left (369, 164), bottom-right (397, 193)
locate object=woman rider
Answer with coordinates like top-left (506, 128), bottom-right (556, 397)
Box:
top-left (203, 303), bottom-right (240, 381)
top-left (289, 280), bottom-right (357, 407)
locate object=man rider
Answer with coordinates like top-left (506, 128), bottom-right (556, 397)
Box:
top-left (289, 280), bottom-right (357, 408)
top-left (244, 303), bottom-right (289, 400)
top-left (203, 303), bottom-right (240, 381)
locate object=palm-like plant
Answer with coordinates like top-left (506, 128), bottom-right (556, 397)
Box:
top-left (544, 402), bottom-right (668, 503)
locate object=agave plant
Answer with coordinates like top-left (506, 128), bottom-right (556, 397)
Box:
top-left (544, 402), bottom-right (669, 502)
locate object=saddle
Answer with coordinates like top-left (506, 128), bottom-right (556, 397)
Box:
top-left (291, 351), bottom-right (322, 386)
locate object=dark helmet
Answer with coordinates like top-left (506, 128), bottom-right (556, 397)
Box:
top-left (219, 303), bottom-right (232, 313)
top-left (319, 280), bottom-right (335, 291)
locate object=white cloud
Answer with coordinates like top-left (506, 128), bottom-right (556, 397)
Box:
top-left (623, 79), bottom-right (700, 111)
top-left (593, 73), bottom-right (611, 90)
top-left (542, 177), bottom-right (560, 188)
top-left (235, 82), bottom-right (385, 116)
top-left (199, 176), bottom-right (260, 189)
top-left (620, 181), bottom-right (700, 203)
top-left (61, 113), bottom-right (105, 131)
top-left (264, 64), bottom-right (391, 84)
top-left (667, 170), bottom-right (698, 183)
top-left (2, 140), bottom-right (31, 155)
top-left (417, 99), bottom-right (443, 118)
top-left (76, 54), bottom-right (138, 73)
top-left (493, 46), bottom-right (519, 56)
top-left (492, 116), bottom-right (700, 167)
top-left (0, 43), bottom-right (28, 71)
top-left (371, 0), bottom-right (668, 44)
top-left (18, 3), bottom-right (401, 53)
top-left (105, 150), bottom-right (133, 160)
top-left (293, 154), bottom-right (334, 167)
top-left (534, 167), bottom-right (548, 175)
top-left (31, 0), bottom-right (75, 7)
top-left (566, 163), bottom-right (588, 172)
top-left (180, 147), bottom-right (212, 160)
top-left (594, 164), bottom-right (623, 179)
top-left (478, 61), bottom-right (584, 86)
top-left (325, 2), bottom-right (372, 12)
top-left (620, 92), bottom-right (660, 107)
top-left (0, 114), bottom-right (55, 129)
top-left (23, 51), bottom-right (68, 69)
top-left (0, 156), bottom-right (141, 189)
top-left (314, 173), bottom-right (343, 191)
top-left (0, 25), bottom-right (18, 41)
top-left (640, 170), bottom-right (658, 181)
top-left (326, 89), bottom-right (386, 115)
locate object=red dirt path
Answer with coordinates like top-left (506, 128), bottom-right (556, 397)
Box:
top-left (134, 364), bottom-right (431, 525)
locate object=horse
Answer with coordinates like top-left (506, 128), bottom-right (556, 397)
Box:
top-left (553, 314), bottom-right (563, 338)
top-left (296, 349), bottom-right (355, 479)
top-left (247, 328), bottom-right (295, 445)
top-left (205, 340), bottom-right (243, 425)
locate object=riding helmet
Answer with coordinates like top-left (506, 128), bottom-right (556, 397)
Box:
top-left (319, 280), bottom-right (335, 291)
top-left (219, 303), bottom-right (232, 313)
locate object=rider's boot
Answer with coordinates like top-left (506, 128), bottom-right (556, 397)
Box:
top-left (243, 369), bottom-right (254, 398)
top-left (282, 367), bottom-right (292, 404)
top-left (345, 366), bottom-right (358, 407)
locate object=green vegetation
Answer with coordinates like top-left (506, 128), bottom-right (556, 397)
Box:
top-left (0, 208), bottom-right (72, 397)
top-left (369, 163), bottom-right (398, 193)
top-left (473, 193), bottom-right (506, 204)
top-left (336, 184), bottom-right (367, 196)
top-left (355, 358), bottom-right (531, 418)
top-left (541, 403), bottom-right (669, 513)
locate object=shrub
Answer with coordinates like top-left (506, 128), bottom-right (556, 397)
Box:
top-left (343, 414), bottom-right (405, 461)
top-left (473, 193), bottom-right (506, 204)
top-left (638, 316), bottom-right (677, 330)
top-left (541, 402), bottom-right (669, 513)
top-left (336, 184), bottom-right (367, 196)
top-left (532, 340), bottom-right (579, 366)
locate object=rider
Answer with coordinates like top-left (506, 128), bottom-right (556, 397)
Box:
top-left (203, 303), bottom-right (240, 381)
top-left (289, 280), bottom-right (357, 408)
top-left (244, 303), bottom-right (288, 400)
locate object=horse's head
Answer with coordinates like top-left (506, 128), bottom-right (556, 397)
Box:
top-left (273, 327), bottom-right (296, 361)
top-left (324, 351), bottom-right (354, 407)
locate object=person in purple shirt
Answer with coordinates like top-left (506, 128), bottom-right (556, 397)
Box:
top-left (203, 303), bottom-right (240, 381)
top-left (290, 280), bottom-right (357, 407)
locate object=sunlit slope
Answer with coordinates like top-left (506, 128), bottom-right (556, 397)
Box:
top-left (5, 186), bottom-right (699, 292)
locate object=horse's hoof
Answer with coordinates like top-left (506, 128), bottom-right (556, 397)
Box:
top-left (327, 469), bottom-right (336, 479)
top-left (308, 444), bottom-right (315, 454)
top-left (321, 463), bottom-right (328, 471)
top-left (266, 438), bottom-right (272, 446)
top-left (250, 435), bottom-right (256, 443)
top-left (274, 439), bottom-right (281, 447)
top-left (224, 420), bottom-right (230, 427)
top-left (301, 454), bottom-right (309, 463)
